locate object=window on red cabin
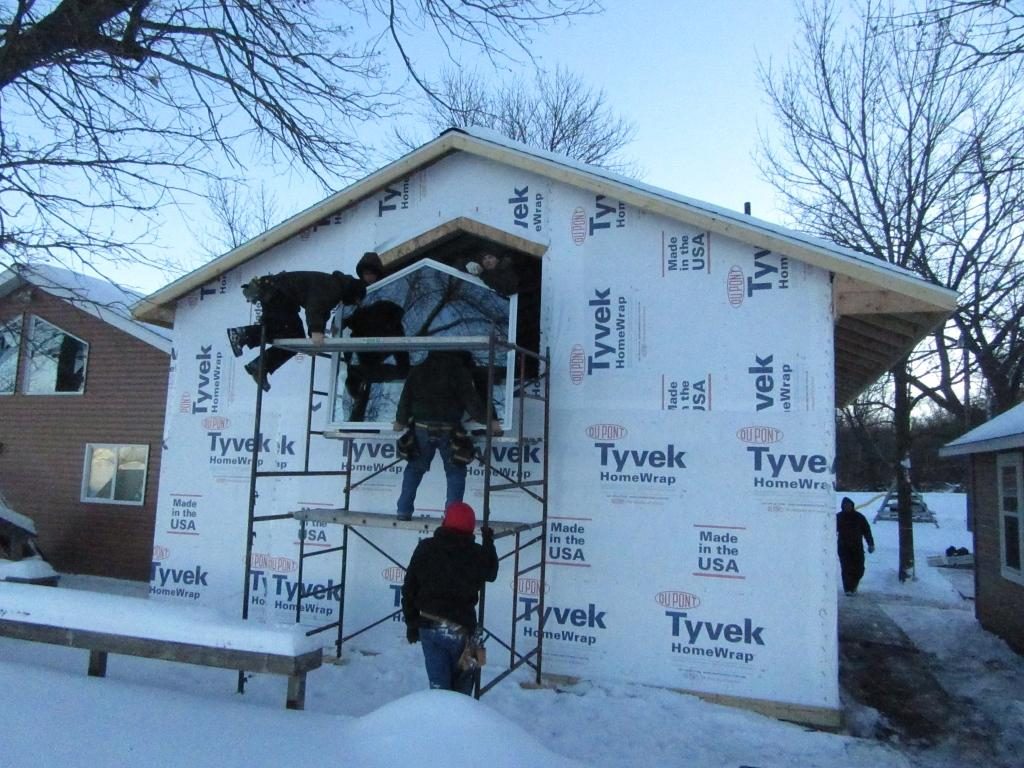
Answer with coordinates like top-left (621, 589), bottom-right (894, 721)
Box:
top-left (25, 316), bottom-right (88, 394)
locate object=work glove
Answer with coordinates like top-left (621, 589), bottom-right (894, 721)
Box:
top-left (466, 261), bottom-right (483, 276)
top-left (481, 526), bottom-right (494, 544)
top-left (406, 624), bottom-right (419, 644)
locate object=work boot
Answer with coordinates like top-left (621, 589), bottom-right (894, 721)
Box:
top-left (226, 327), bottom-right (246, 357)
top-left (244, 360), bottom-right (270, 392)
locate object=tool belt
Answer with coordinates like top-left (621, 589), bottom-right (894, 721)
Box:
top-left (418, 611), bottom-right (466, 634)
top-left (404, 423), bottom-right (475, 465)
top-left (414, 421), bottom-right (454, 434)
top-left (418, 613), bottom-right (486, 670)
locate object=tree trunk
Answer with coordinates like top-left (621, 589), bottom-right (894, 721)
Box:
top-left (893, 360), bottom-right (915, 582)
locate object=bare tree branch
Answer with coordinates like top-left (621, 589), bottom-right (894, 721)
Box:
top-left (759, 0), bottom-right (1024, 418)
top-left (0, 0), bottom-right (600, 276)
top-left (393, 64), bottom-right (638, 174)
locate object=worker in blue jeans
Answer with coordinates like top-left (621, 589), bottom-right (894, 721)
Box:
top-left (392, 351), bottom-right (501, 520)
top-left (402, 502), bottom-right (498, 693)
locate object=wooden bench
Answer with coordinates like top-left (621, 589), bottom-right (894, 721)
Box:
top-left (0, 583), bottom-right (322, 710)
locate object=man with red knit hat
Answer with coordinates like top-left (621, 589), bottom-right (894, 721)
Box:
top-left (402, 501), bottom-right (498, 694)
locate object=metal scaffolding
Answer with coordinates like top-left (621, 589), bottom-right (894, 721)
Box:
top-left (239, 328), bottom-right (550, 697)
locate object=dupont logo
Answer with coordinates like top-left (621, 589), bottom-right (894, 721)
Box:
top-left (382, 566), bottom-right (406, 584)
top-left (736, 426), bottom-right (784, 444)
top-left (727, 265), bottom-right (745, 307)
top-left (571, 207), bottom-right (587, 245)
top-left (656, 591), bottom-right (701, 610)
top-left (202, 416), bottom-right (230, 431)
top-left (153, 545), bottom-right (171, 561)
top-left (515, 577), bottom-right (549, 596)
top-left (569, 344), bottom-right (586, 384)
top-left (586, 423), bottom-right (628, 441)
top-left (250, 553), bottom-right (297, 573)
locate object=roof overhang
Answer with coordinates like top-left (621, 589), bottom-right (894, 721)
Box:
top-left (940, 402), bottom-right (1024, 457)
top-left (133, 127), bottom-right (957, 404)
top-left (2, 267), bottom-right (172, 353)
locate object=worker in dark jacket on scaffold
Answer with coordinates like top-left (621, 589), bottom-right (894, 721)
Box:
top-left (392, 350), bottom-right (501, 521)
top-left (226, 270), bottom-right (365, 391)
top-left (402, 501), bottom-right (498, 694)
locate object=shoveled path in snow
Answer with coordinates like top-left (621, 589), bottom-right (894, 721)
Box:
top-left (838, 592), bottom-right (1002, 762)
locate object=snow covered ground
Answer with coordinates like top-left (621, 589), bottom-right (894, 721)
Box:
top-left (2, 492), bottom-right (1021, 768)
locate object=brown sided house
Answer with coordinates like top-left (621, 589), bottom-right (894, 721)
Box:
top-left (0, 264), bottom-right (171, 581)
top-left (941, 403), bottom-right (1024, 654)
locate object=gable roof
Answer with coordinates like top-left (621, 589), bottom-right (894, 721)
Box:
top-left (940, 402), bottom-right (1024, 457)
top-left (0, 264), bottom-right (172, 353)
top-left (132, 126), bottom-right (957, 404)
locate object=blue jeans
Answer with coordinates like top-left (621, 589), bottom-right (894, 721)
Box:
top-left (420, 625), bottom-right (475, 695)
top-left (396, 427), bottom-right (466, 518)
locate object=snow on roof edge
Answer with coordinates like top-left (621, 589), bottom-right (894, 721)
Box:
top-left (940, 401), bottom-right (1024, 456)
top-left (1, 264), bottom-right (172, 353)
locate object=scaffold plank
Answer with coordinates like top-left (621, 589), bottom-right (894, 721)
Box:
top-left (290, 508), bottom-right (539, 539)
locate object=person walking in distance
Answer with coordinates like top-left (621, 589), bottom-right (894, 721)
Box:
top-left (836, 496), bottom-right (875, 595)
top-left (402, 501), bottom-right (497, 694)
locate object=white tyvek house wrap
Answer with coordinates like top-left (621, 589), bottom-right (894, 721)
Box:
top-left (151, 151), bottom-right (838, 714)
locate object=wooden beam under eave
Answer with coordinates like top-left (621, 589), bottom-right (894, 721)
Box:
top-left (836, 336), bottom-right (900, 370)
top-left (379, 216), bottom-right (547, 270)
top-left (838, 313), bottom-right (930, 347)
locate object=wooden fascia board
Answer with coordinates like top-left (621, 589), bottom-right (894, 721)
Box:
top-left (134, 129), bottom-right (958, 329)
top-left (379, 216), bottom-right (548, 269)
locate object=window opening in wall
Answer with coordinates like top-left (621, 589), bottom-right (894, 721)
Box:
top-left (329, 258), bottom-right (518, 430)
top-left (26, 316), bottom-right (88, 394)
top-left (0, 314), bottom-right (22, 394)
top-left (82, 444), bottom-right (150, 505)
top-left (997, 452), bottom-right (1023, 583)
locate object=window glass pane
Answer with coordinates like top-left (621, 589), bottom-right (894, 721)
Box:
top-left (83, 444), bottom-right (148, 505)
top-left (1004, 516), bottom-right (1021, 571)
top-left (1000, 464), bottom-right (1019, 512)
top-left (331, 259), bottom-right (515, 428)
top-left (114, 445), bottom-right (148, 503)
top-left (27, 317), bottom-right (87, 394)
top-left (85, 446), bottom-right (116, 499)
top-left (0, 316), bottom-right (21, 393)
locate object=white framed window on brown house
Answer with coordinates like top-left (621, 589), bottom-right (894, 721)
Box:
top-left (81, 444), bottom-right (149, 506)
top-left (0, 314), bottom-right (22, 394)
top-left (26, 316), bottom-right (88, 394)
top-left (997, 452), bottom-right (1024, 586)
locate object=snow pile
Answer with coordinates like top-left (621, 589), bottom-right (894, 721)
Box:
top-left (1, 492), bottom-right (1021, 768)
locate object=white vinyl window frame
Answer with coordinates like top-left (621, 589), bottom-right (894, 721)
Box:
top-left (996, 451), bottom-right (1024, 586)
top-left (81, 443), bottom-right (150, 506)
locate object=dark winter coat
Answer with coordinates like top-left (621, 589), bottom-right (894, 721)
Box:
top-left (344, 300), bottom-right (406, 342)
top-left (395, 351), bottom-right (487, 427)
top-left (402, 527), bottom-right (498, 631)
top-left (455, 255), bottom-right (519, 296)
top-left (263, 270), bottom-right (365, 335)
top-left (340, 300), bottom-right (410, 405)
top-left (478, 256), bottom-right (519, 296)
top-left (836, 508), bottom-right (874, 556)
